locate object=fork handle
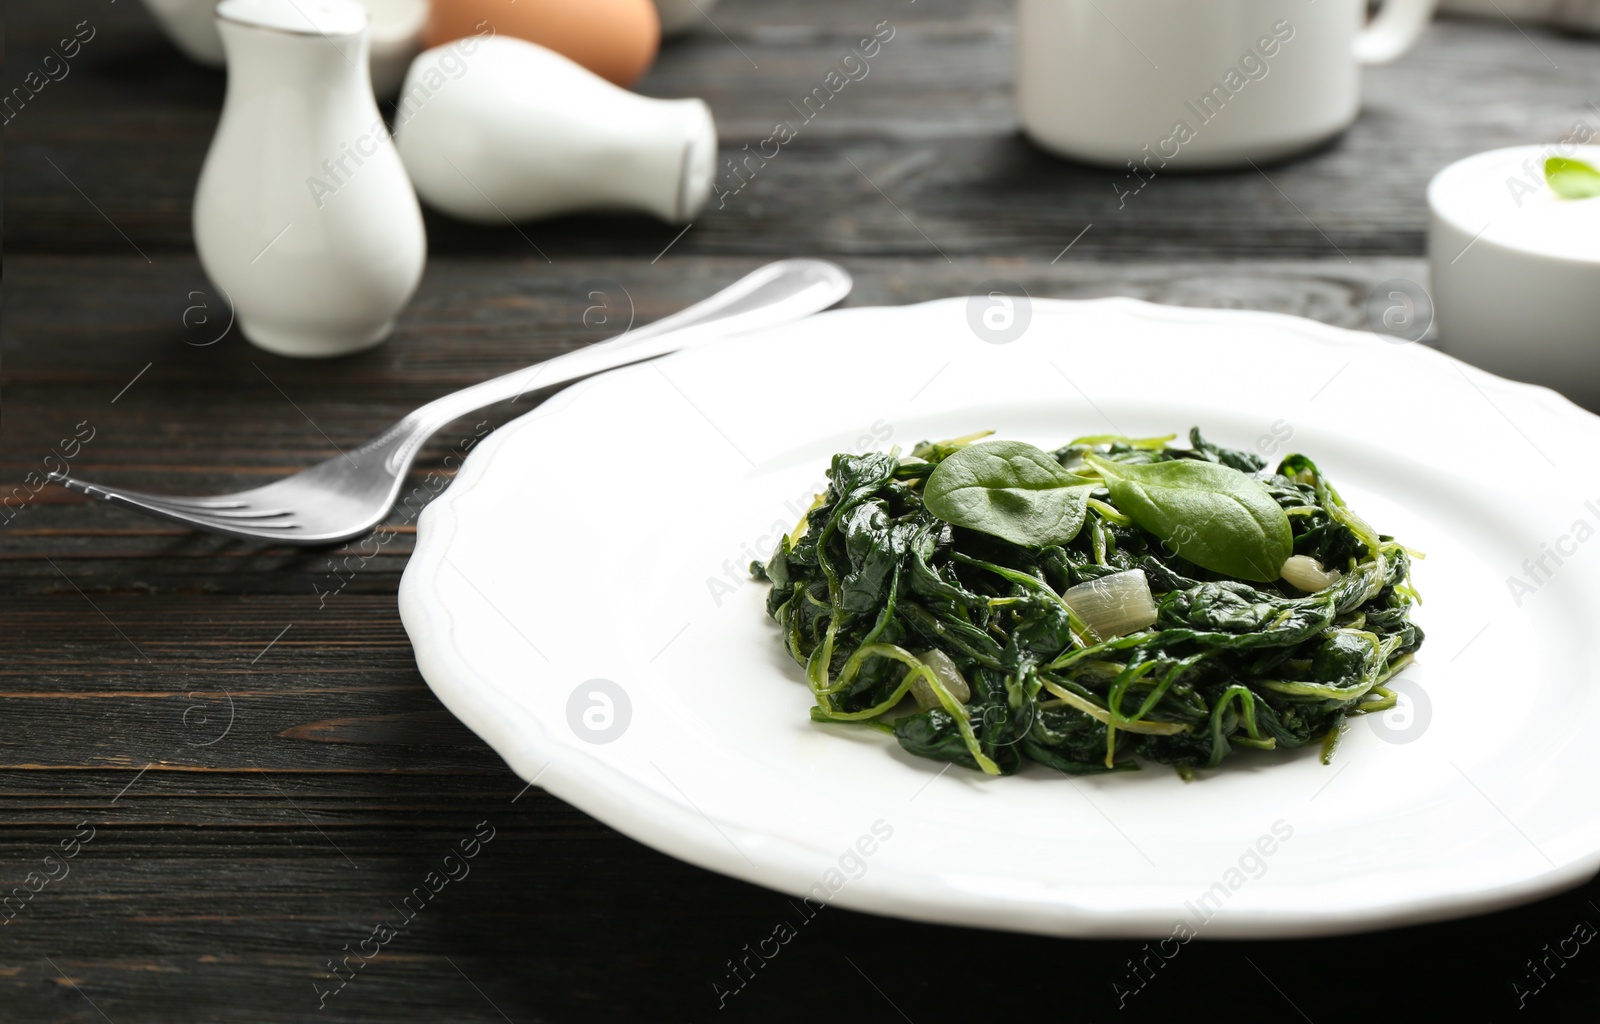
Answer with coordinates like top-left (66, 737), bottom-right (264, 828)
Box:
top-left (401, 259), bottom-right (852, 441)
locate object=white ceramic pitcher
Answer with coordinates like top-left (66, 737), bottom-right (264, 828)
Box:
top-left (193, 0), bottom-right (426, 357)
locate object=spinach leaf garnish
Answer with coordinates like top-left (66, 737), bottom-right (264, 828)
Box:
top-left (752, 427), bottom-right (1425, 780)
top-left (924, 440), bottom-right (1096, 548)
top-left (1084, 454), bottom-right (1293, 583)
top-left (1546, 156), bottom-right (1600, 200)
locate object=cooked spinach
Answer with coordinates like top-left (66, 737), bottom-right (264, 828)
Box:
top-left (924, 440), bottom-right (1096, 548)
top-left (1086, 455), bottom-right (1293, 582)
top-left (751, 428), bottom-right (1424, 780)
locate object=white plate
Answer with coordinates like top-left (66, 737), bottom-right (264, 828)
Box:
top-left (399, 298), bottom-right (1600, 938)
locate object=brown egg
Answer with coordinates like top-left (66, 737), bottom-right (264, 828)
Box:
top-left (426, 0), bottom-right (661, 87)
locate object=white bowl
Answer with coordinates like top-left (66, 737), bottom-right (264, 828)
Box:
top-left (140, 0), bottom-right (427, 97)
top-left (1428, 144), bottom-right (1600, 406)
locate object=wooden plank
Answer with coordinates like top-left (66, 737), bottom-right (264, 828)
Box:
top-left (2, 252), bottom-right (1434, 381)
top-left (2, 829), bottom-right (1597, 1022)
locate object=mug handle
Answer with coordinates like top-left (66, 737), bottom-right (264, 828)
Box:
top-left (1355, 0), bottom-right (1439, 64)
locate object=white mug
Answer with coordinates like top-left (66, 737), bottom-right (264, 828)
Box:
top-left (1016, 0), bottom-right (1437, 169)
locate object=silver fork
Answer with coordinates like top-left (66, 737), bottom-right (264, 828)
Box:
top-left (54, 258), bottom-right (852, 545)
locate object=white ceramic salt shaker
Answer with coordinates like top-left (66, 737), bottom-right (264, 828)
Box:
top-left (194, 0), bottom-right (426, 358)
top-left (392, 36), bottom-right (716, 224)
top-left (1428, 144), bottom-right (1600, 404)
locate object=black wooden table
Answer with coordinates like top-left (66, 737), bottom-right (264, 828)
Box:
top-left (5, 2), bottom-right (1599, 1020)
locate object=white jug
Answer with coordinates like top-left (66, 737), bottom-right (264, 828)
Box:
top-left (193, 0), bottom-right (426, 357)
top-left (393, 36), bottom-right (716, 224)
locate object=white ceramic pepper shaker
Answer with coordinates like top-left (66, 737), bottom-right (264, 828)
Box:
top-left (392, 35), bottom-right (716, 224)
top-left (193, 0), bottom-right (426, 358)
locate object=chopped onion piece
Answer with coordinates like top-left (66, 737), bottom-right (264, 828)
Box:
top-left (1063, 569), bottom-right (1158, 639)
top-left (1281, 554), bottom-right (1341, 592)
top-left (909, 649), bottom-right (970, 712)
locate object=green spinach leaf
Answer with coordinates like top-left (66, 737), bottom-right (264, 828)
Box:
top-left (1546, 156), bottom-right (1600, 200)
top-left (1085, 454), bottom-right (1292, 582)
top-left (924, 440), bottom-right (1095, 548)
